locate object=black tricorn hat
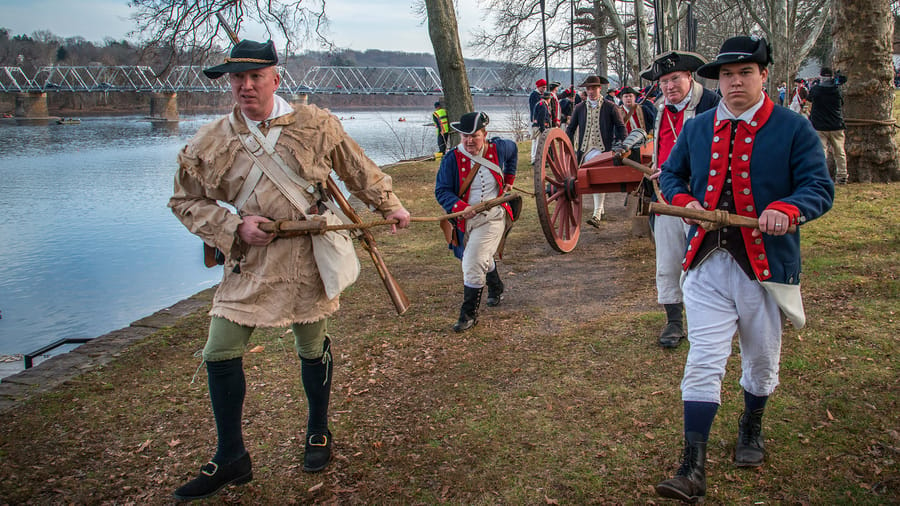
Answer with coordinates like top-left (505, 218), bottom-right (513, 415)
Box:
top-left (820, 67), bottom-right (834, 77)
top-left (640, 51), bottom-right (707, 81)
top-left (450, 111), bottom-right (490, 134)
top-left (204, 39), bottom-right (279, 79)
top-left (696, 36), bottom-right (773, 80)
top-left (579, 75), bottom-right (609, 87)
top-left (618, 86), bottom-right (640, 96)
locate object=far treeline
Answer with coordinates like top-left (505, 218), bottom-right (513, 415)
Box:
top-left (0, 28), bottom-right (506, 78)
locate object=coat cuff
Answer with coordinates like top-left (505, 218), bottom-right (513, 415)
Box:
top-left (766, 201), bottom-right (801, 224)
top-left (670, 193), bottom-right (697, 208)
top-left (504, 174), bottom-right (516, 186)
top-left (451, 200), bottom-right (468, 213)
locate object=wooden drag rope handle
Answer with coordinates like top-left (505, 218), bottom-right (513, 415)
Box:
top-left (649, 202), bottom-right (797, 232)
top-left (258, 193), bottom-right (520, 237)
top-left (616, 154), bottom-right (666, 203)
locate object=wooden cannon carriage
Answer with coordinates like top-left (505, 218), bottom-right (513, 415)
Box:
top-left (532, 127), bottom-right (654, 252)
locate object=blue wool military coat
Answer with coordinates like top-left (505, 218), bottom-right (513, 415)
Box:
top-left (435, 137), bottom-right (518, 259)
top-left (660, 97), bottom-right (834, 285)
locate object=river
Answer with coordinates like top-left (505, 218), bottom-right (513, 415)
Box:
top-left (0, 104), bottom-right (523, 361)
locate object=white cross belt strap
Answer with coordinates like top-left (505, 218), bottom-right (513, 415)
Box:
top-left (227, 112), bottom-right (359, 299)
top-left (459, 146), bottom-right (504, 177)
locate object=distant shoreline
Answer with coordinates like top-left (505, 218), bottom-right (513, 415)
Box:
top-left (0, 91), bottom-right (526, 117)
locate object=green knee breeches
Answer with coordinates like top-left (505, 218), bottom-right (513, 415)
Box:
top-left (203, 317), bottom-right (328, 362)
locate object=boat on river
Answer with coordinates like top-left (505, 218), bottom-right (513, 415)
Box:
top-left (56, 118), bottom-right (81, 125)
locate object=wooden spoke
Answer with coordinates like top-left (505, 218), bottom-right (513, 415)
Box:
top-left (532, 128), bottom-right (581, 253)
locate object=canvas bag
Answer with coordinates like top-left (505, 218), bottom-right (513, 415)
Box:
top-left (231, 114), bottom-right (360, 299)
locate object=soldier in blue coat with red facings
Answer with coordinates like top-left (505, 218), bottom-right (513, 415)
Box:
top-left (435, 112), bottom-right (517, 332)
top-left (655, 36), bottom-right (834, 504)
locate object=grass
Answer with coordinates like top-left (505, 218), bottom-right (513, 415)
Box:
top-left (0, 142), bottom-right (897, 504)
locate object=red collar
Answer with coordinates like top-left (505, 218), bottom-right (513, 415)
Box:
top-left (713, 96), bottom-right (774, 135)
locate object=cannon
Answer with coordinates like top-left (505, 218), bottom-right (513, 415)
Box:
top-left (532, 127), bottom-right (654, 252)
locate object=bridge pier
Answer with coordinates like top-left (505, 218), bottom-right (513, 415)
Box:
top-left (149, 92), bottom-right (179, 122)
top-left (291, 93), bottom-right (309, 105)
top-left (14, 92), bottom-right (53, 124)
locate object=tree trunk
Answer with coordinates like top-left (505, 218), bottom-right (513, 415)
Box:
top-left (634, 0), bottom-right (651, 82)
top-left (833, 0), bottom-right (900, 182)
top-left (425, 0), bottom-right (473, 146)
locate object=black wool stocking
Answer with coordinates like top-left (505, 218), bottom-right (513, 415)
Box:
top-left (206, 357), bottom-right (247, 464)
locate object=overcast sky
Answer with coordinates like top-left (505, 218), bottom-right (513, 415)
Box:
top-left (1, 0), bottom-right (488, 55)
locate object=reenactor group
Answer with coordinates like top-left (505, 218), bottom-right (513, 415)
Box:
top-left (169, 33), bottom-right (834, 504)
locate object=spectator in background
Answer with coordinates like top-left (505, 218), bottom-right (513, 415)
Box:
top-left (808, 67), bottom-right (848, 184)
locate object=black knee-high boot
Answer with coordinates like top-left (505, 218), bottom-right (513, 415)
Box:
top-left (173, 357), bottom-right (252, 501)
top-left (486, 268), bottom-right (504, 307)
top-left (301, 337), bottom-right (333, 472)
top-left (453, 286), bottom-right (483, 332)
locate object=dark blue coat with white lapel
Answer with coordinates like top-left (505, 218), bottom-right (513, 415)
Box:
top-left (659, 97), bottom-right (834, 285)
top-left (435, 137), bottom-right (518, 259)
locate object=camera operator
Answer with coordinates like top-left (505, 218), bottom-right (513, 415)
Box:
top-left (808, 67), bottom-right (848, 184)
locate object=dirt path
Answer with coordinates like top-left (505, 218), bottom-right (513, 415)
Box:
top-left (501, 192), bottom-right (659, 334)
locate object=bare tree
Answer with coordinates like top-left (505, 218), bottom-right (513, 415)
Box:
top-left (128, 0), bottom-right (331, 72)
top-left (423, 0), bottom-right (474, 144)
top-left (737, 0), bottom-right (830, 96)
top-left (833, 0), bottom-right (900, 182)
top-left (471, 0), bottom-right (649, 80)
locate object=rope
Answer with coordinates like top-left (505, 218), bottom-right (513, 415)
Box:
top-left (512, 184), bottom-right (535, 196)
top-left (844, 117), bottom-right (899, 129)
top-left (698, 209), bottom-right (731, 231)
top-left (261, 193), bottom-right (520, 237)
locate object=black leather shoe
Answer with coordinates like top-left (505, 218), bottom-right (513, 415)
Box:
top-left (659, 304), bottom-right (686, 348)
top-left (656, 432), bottom-right (707, 504)
top-left (658, 321), bottom-right (685, 348)
top-left (735, 409), bottom-right (765, 467)
top-left (173, 452), bottom-right (252, 501)
top-left (303, 431), bottom-right (332, 472)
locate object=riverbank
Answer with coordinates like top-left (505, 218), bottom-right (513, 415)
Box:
top-left (0, 148), bottom-right (896, 503)
top-left (0, 288), bottom-right (215, 412)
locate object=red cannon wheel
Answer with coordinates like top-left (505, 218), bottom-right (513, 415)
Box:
top-left (532, 128), bottom-right (581, 253)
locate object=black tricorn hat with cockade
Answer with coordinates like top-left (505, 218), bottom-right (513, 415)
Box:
top-left (696, 35), bottom-right (773, 80)
top-left (450, 111), bottom-right (490, 134)
top-left (204, 39), bottom-right (278, 79)
top-left (640, 51), bottom-right (707, 81)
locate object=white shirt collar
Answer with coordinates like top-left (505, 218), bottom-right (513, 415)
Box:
top-left (716, 93), bottom-right (766, 123)
top-left (241, 94), bottom-right (294, 126)
top-left (666, 87), bottom-right (693, 112)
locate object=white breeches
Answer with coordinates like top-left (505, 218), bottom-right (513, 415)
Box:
top-left (681, 250), bottom-right (784, 404)
top-left (462, 206), bottom-right (506, 288)
top-left (530, 126), bottom-right (541, 163)
top-left (654, 214), bottom-right (690, 304)
top-left (585, 149), bottom-right (606, 216)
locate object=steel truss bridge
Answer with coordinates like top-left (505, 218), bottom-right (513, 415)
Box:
top-left (0, 65), bottom-right (571, 96)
